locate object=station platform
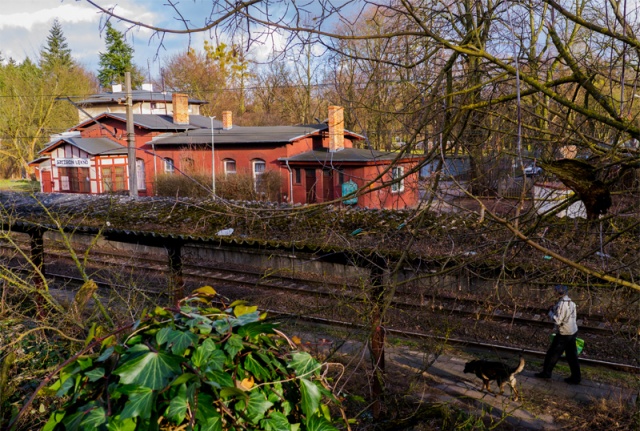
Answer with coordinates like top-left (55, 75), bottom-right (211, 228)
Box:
top-left (293, 330), bottom-right (638, 430)
top-left (390, 348), bottom-right (638, 430)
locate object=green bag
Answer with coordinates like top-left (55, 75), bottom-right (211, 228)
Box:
top-left (549, 334), bottom-right (584, 356)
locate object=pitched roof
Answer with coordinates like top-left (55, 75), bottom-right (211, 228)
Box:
top-left (39, 137), bottom-right (128, 156)
top-left (107, 113), bottom-right (217, 130)
top-left (77, 90), bottom-right (207, 106)
top-left (280, 148), bottom-right (417, 164)
top-left (150, 124), bottom-right (329, 145)
top-left (72, 113), bottom-right (219, 131)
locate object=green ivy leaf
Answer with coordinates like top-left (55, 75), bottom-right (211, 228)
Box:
top-left (199, 417), bottom-right (223, 431)
top-left (77, 356), bottom-right (93, 370)
top-left (195, 393), bottom-right (221, 426)
top-left (106, 415), bottom-right (137, 431)
top-left (260, 411), bottom-right (291, 431)
top-left (267, 382), bottom-right (284, 404)
top-left (191, 338), bottom-right (217, 368)
top-left (170, 372), bottom-right (196, 387)
top-left (205, 370), bottom-right (234, 388)
top-left (224, 334), bottom-right (244, 359)
top-left (125, 335), bottom-right (142, 345)
top-left (204, 349), bottom-right (227, 372)
top-left (289, 352), bottom-right (320, 378)
top-left (195, 320), bottom-right (213, 335)
top-left (156, 327), bottom-right (199, 355)
top-left (166, 384), bottom-right (188, 423)
top-left (80, 406), bottom-right (107, 428)
top-left (213, 319), bottom-right (233, 334)
top-left (119, 344), bottom-right (149, 361)
top-left (236, 311), bottom-right (261, 326)
top-left (113, 346), bottom-right (182, 390)
top-left (120, 386), bottom-right (154, 420)
top-left (185, 314), bottom-right (214, 333)
top-left (85, 368), bottom-right (105, 382)
top-left (300, 378), bottom-right (321, 419)
top-left (96, 346), bottom-right (115, 362)
top-left (48, 363), bottom-right (81, 395)
top-left (244, 353), bottom-right (272, 381)
top-left (281, 399), bottom-right (294, 417)
top-left (40, 300), bottom-right (342, 431)
top-left (61, 410), bottom-right (84, 431)
top-left (259, 351), bottom-right (287, 375)
top-left (220, 386), bottom-right (247, 399)
top-left (55, 373), bottom-right (77, 397)
top-left (306, 414), bottom-right (338, 431)
top-left (246, 390), bottom-right (274, 424)
top-left (42, 410), bottom-right (66, 431)
top-left (238, 322), bottom-right (277, 340)
top-left (155, 327), bottom-right (173, 345)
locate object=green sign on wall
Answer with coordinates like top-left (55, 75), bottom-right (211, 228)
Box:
top-left (342, 181), bottom-right (358, 205)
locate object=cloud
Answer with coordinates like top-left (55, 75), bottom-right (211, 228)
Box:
top-left (0, 0), bottom-right (294, 76)
top-left (0, 4), bottom-right (97, 30)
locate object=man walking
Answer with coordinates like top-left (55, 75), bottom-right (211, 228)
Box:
top-left (534, 284), bottom-right (581, 384)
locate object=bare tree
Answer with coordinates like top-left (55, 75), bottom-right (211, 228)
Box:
top-left (70, 0), bottom-right (640, 421)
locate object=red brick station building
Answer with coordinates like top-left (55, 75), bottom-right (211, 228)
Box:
top-left (30, 88), bottom-right (424, 209)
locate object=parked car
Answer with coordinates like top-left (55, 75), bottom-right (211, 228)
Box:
top-left (523, 164), bottom-right (542, 176)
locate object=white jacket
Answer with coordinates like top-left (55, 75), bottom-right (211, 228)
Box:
top-left (549, 295), bottom-right (578, 335)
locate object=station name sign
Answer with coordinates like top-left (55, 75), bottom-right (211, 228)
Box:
top-left (55, 158), bottom-right (90, 167)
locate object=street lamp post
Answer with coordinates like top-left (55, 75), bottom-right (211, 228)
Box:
top-left (210, 116), bottom-right (216, 198)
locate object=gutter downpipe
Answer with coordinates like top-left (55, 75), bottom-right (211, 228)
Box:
top-left (285, 160), bottom-right (293, 204)
top-left (152, 142), bottom-right (157, 195)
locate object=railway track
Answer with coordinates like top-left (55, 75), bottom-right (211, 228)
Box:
top-left (39, 247), bottom-right (637, 335)
top-left (40, 269), bottom-right (639, 373)
top-left (2, 244), bottom-right (638, 371)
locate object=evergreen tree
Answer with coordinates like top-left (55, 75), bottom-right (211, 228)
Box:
top-left (40, 19), bottom-right (73, 70)
top-left (97, 22), bottom-right (143, 89)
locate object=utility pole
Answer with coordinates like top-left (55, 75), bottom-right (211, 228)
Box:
top-left (126, 72), bottom-right (138, 198)
top-left (210, 116), bottom-right (216, 198)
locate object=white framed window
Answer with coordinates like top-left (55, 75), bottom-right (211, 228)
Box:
top-left (253, 159), bottom-right (266, 177)
top-left (253, 159), bottom-right (266, 191)
top-left (391, 166), bottom-right (404, 193)
top-left (164, 158), bottom-right (174, 174)
top-left (136, 159), bottom-right (146, 190)
top-left (224, 159), bottom-right (237, 176)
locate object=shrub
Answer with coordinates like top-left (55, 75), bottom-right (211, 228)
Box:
top-left (154, 173), bottom-right (212, 198)
top-left (214, 173), bottom-right (260, 201)
top-left (39, 288), bottom-right (345, 430)
top-left (155, 171), bottom-right (283, 202)
top-left (214, 171), bottom-right (283, 202)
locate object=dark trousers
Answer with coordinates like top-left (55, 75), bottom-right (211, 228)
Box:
top-left (542, 333), bottom-right (581, 380)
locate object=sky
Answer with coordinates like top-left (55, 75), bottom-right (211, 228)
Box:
top-left (0, 0), bottom-right (289, 82)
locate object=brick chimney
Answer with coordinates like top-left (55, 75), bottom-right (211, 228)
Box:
top-left (328, 106), bottom-right (344, 152)
top-left (172, 93), bottom-right (189, 125)
top-left (222, 110), bottom-right (233, 130)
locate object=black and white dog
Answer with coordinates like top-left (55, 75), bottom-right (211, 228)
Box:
top-left (463, 355), bottom-right (525, 401)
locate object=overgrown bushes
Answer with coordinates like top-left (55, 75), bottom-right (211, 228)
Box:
top-left (154, 173), bottom-right (212, 198)
top-left (154, 171), bottom-right (283, 201)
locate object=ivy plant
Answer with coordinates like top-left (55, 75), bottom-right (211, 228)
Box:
top-left (40, 287), bottom-right (345, 430)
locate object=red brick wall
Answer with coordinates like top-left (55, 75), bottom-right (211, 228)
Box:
top-left (289, 161), bottom-right (421, 209)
